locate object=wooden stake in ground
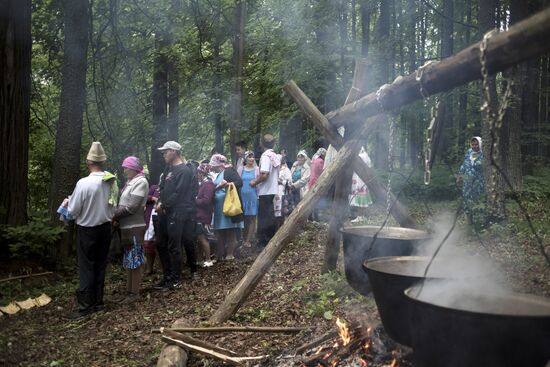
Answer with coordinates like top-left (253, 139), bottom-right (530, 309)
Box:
top-left (157, 318), bottom-right (189, 367)
top-left (210, 125), bottom-right (376, 324)
top-left (283, 80), bottom-right (416, 229)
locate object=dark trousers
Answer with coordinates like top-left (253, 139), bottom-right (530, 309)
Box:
top-left (76, 222), bottom-right (112, 311)
top-left (257, 194), bottom-right (276, 248)
top-left (157, 213), bottom-right (197, 283)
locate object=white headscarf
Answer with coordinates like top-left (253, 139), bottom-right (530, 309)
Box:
top-left (471, 136), bottom-right (482, 152)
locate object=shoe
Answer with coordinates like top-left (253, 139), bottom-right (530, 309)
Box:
top-left (202, 261), bottom-right (214, 268)
top-left (164, 281), bottom-right (182, 290)
top-left (67, 308), bottom-right (94, 320)
top-left (154, 279), bottom-right (169, 290)
top-left (224, 255), bottom-right (235, 261)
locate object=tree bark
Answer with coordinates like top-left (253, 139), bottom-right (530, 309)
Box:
top-left (0, 0), bottom-right (31, 230)
top-left (157, 318), bottom-right (189, 367)
top-left (229, 0), bottom-right (246, 162)
top-left (212, 10), bottom-right (224, 155)
top-left (210, 123), bottom-right (377, 324)
top-left (406, 0), bottom-right (419, 166)
top-left (167, 56), bottom-right (179, 142)
top-left (47, 0), bottom-right (89, 259)
top-left (458, 0), bottom-right (472, 153)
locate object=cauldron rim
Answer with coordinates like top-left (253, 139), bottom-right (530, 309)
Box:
top-left (405, 282), bottom-right (550, 318)
top-left (364, 256), bottom-right (452, 279)
top-left (340, 225), bottom-right (430, 241)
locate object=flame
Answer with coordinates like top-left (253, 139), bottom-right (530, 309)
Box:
top-left (389, 357), bottom-right (398, 367)
top-left (360, 358), bottom-right (368, 367)
top-left (335, 318), bottom-right (351, 346)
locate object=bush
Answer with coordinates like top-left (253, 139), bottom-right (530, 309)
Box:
top-left (2, 215), bottom-right (65, 258)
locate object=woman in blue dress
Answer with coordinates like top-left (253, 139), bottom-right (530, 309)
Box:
top-left (238, 151), bottom-right (259, 247)
top-left (209, 154), bottom-right (244, 260)
top-left (457, 136), bottom-right (485, 224)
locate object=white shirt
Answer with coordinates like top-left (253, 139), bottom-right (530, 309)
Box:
top-left (257, 151), bottom-right (280, 196)
top-left (68, 172), bottom-right (113, 227)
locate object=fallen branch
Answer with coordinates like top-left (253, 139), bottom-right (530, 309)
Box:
top-left (162, 329), bottom-right (238, 356)
top-left (153, 326), bottom-right (308, 334)
top-left (161, 336), bottom-right (269, 366)
top-left (0, 272), bottom-right (53, 283)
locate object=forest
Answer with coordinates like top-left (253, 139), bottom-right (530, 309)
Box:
top-left (1, 0), bottom-right (550, 366)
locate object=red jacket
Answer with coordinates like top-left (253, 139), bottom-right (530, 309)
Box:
top-left (195, 179), bottom-right (215, 225)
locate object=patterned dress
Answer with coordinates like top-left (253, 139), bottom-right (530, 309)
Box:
top-left (459, 148), bottom-right (485, 216)
top-left (212, 170), bottom-right (244, 230)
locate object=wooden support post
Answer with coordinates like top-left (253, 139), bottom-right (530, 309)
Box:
top-left (210, 123), bottom-right (376, 324)
top-left (283, 80), bottom-right (417, 229)
top-left (323, 59), bottom-right (371, 273)
top-left (326, 8), bottom-right (550, 129)
top-left (157, 318), bottom-right (189, 367)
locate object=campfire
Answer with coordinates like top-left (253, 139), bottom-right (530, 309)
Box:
top-left (297, 319), bottom-right (406, 367)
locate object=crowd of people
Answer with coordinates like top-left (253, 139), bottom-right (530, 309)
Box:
top-left (62, 135), bottom-right (361, 320)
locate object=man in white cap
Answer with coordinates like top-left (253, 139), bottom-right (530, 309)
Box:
top-left (250, 134), bottom-right (280, 249)
top-left (155, 141), bottom-right (198, 289)
top-left (66, 141), bottom-right (114, 319)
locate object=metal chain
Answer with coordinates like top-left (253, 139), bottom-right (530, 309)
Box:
top-left (387, 113), bottom-right (396, 212)
top-left (375, 83), bottom-right (395, 213)
top-left (424, 99), bottom-right (440, 185)
top-left (479, 29), bottom-right (514, 203)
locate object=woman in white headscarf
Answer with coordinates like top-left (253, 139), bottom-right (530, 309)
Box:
top-left (290, 150), bottom-right (311, 203)
top-left (457, 136), bottom-right (485, 224)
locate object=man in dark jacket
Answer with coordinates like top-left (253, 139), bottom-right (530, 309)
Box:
top-left (155, 141), bottom-right (198, 289)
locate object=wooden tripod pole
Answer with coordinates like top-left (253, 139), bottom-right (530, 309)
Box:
top-left (209, 123), bottom-right (376, 324)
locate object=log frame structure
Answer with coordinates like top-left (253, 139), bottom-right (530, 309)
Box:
top-left (208, 7), bottom-right (550, 324)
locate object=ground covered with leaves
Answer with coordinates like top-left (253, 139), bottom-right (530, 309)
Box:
top-left (1, 201), bottom-right (549, 366)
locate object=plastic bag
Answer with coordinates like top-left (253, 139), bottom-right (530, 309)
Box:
top-left (222, 182), bottom-right (243, 217)
top-left (123, 236), bottom-right (145, 269)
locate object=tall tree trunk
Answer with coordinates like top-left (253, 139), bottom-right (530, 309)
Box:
top-left (150, 33), bottom-right (169, 185)
top-left (351, 0), bottom-right (357, 56)
top-left (167, 57), bottom-right (179, 142)
top-left (372, 0), bottom-right (390, 169)
top-left (458, 0), bottom-right (472, 153)
top-left (212, 10), bottom-right (224, 155)
top-left (432, 0), bottom-right (454, 164)
top-left (339, 0), bottom-right (349, 91)
top-left (229, 0), bottom-right (246, 162)
top-left (0, 0), bottom-right (31, 230)
top-left (360, 0), bottom-right (371, 57)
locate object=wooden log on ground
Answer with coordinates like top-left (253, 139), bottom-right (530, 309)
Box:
top-left (162, 329), bottom-right (239, 356)
top-left (209, 124), bottom-right (376, 324)
top-left (326, 8), bottom-right (550, 129)
top-left (283, 80), bottom-right (416, 229)
top-left (0, 271), bottom-right (53, 283)
top-left (161, 336), bottom-right (269, 366)
top-left (153, 326), bottom-right (308, 334)
top-left (157, 318), bottom-right (189, 367)
top-left (323, 58), bottom-right (371, 273)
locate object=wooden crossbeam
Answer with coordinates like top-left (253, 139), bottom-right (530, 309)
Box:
top-left (326, 8), bottom-right (550, 129)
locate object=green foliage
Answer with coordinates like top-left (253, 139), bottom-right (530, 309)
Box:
top-left (520, 165), bottom-right (550, 201)
top-left (294, 271), bottom-right (357, 318)
top-left (389, 163), bottom-right (460, 202)
top-left (2, 215), bottom-right (64, 258)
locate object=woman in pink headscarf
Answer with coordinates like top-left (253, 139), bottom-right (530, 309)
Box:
top-left (112, 156), bottom-right (149, 302)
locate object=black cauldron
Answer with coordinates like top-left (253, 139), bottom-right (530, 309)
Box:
top-left (405, 281), bottom-right (550, 367)
top-left (363, 256), bottom-right (497, 347)
top-left (340, 225), bottom-right (430, 296)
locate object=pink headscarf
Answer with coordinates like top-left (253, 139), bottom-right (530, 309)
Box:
top-left (209, 154), bottom-right (227, 167)
top-left (122, 156), bottom-right (143, 174)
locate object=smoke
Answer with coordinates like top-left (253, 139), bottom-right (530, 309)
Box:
top-left (408, 210), bottom-right (513, 310)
